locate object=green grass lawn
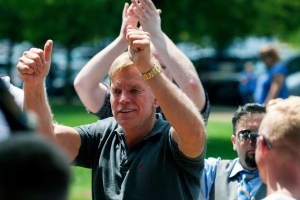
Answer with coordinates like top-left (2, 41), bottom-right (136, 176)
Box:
top-left (50, 99), bottom-right (236, 200)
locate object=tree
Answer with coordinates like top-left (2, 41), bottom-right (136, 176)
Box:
top-left (155, 0), bottom-right (300, 50)
top-left (1, 0), bottom-right (300, 102)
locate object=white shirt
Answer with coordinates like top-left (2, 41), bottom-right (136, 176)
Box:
top-left (263, 193), bottom-right (296, 200)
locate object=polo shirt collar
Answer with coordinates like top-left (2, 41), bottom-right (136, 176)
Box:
top-left (114, 113), bottom-right (168, 140)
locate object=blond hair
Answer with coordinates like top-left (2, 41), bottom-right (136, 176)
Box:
top-left (262, 97), bottom-right (300, 148)
top-left (108, 52), bottom-right (134, 79)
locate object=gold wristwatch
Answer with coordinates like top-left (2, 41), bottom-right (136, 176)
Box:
top-left (141, 63), bottom-right (162, 80)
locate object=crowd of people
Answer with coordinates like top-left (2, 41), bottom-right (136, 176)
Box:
top-left (1, 0), bottom-right (299, 199)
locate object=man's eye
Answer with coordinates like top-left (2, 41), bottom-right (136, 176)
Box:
top-left (112, 89), bottom-right (121, 96)
top-left (239, 130), bottom-right (251, 135)
top-left (130, 89), bottom-right (140, 94)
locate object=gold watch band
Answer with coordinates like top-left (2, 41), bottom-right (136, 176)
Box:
top-left (141, 63), bottom-right (162, 80)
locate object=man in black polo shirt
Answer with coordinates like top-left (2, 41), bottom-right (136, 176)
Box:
top-left (17, 27), bottom-right (206, 199)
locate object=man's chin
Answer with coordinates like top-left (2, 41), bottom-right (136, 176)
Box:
top-left (247, 150), bottom-right (256, 157)
top-left (245, 154), bottom-right (257, 169)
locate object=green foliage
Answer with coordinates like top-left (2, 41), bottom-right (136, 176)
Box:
top-left (1, 0), bottom-right (300, 50)
top-left (206, 121), bottom-right (235, 159)
top-left (156, 0), bottom-right (300, 49)
top-left (69, 167), bottom-right (92, 200)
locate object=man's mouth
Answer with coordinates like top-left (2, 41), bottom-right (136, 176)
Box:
top-left (120, 109), bottom-right (135, 113)
top-left (247, 150), bottom-right (255, 155)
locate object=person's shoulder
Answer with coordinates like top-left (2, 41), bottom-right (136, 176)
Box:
top-left (270, 62), bottom-right (288, 74)
top-left (273, 62), bottom-right (287, 70)
top-left (217, 158), bottom-right (236, 165)
top-left (76, 117), bottom-right (118, 133)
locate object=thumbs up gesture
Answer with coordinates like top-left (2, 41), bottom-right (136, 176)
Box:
top-left (17, 40), bottom-right (53, 87)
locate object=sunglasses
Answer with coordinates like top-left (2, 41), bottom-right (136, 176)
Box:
top-left (237, 130), bottom-right (259, 143)
top-left (261, 135), bottom-right (272, 149)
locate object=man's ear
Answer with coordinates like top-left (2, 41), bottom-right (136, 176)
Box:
top-left (257, 135), bottom-right (268, 155)
top-left (153, 98), bottom-right (159, 108)
top-left (231, 134), bottom-right (237, 151)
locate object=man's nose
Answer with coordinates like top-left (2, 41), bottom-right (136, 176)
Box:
top-left (119, 92), bottom-right (130, 104)
top-left (249, 137), bottom-right (257, 148)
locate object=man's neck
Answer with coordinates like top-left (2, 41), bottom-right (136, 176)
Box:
top-left (123, 116), bottom-right (157, 148)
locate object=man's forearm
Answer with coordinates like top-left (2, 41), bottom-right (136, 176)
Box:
top-left (151, 33), bottom-right (206, 110)
top-left (146, 71), bottom-right (206, 157)
top-left (75, 36), bottom-right (127, 87)
top-left (24, 82), bottom-right (55, 140)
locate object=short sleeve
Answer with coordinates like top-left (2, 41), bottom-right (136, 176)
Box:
top-left (168, 132), bottom-right (206, 176)
top-left (271, 63), bottom-right (288, 76)
top-left (93, 90), bottom-right (113, 119)
top-left (72, 121), bottom-right (104, 167)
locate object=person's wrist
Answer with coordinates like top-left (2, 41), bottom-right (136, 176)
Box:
top-left (141, 62), bottom-right (162, 81)
top-left (116, 34), bottom-right (127, 45)
top-left (145, 28), bottom-right (163, 39)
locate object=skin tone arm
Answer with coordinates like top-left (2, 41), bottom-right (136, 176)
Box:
top-left (264, 74), bottom-right (285, 104)
top-left (127, 27), bottom-right (206, 158)
top-left (17, 40), bottom-right (81, 161)
top-left (73, 3), bottom-right (138, 113)
top-left (130, 0), bottom-right (206, 110)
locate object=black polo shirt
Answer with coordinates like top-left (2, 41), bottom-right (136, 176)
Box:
top-left (73, 114), bottom-right (205, 200)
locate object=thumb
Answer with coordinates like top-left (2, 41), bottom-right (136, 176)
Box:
top-left (44, 39), bottom-right (53, 63)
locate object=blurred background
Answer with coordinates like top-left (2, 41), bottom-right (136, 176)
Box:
top-left (1, 0), bottom-right (300, 106)
top-left (2, 1), bottom-right (300, 199)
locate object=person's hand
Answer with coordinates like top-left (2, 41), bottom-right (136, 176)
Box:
top-left (130, 0), bottom-right (162, 37)
top-left (126, 26), bottom-right (152, 72)
top-left (17, 40), bottom-right (53, 87)
top-left (119, 3), bottom-right (138, 41)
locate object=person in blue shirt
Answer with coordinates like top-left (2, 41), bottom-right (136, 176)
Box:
top-left (239, 61), bottom-right (257, 104)
top-left (200, 103), bottom-right (267, 200)
top-left (254, 44), bottom-right (288, 104)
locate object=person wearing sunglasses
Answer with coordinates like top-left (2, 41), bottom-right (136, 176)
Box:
top-left (256, 96), bottom-right (300, 200)
top-left (200, 103), bottom-right (267, 200)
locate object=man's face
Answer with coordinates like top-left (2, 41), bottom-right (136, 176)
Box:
top-left (231, 113), bottom-right (265, 171)
top-left (110, 67), bottom-right (158, 130)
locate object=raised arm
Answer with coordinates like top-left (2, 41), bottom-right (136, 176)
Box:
top-left (74, 3), bottom-right (138, 113)
top-left (127, 27), bottom-right (206, 158)
top-left (17, 40), bottom-right (81, 161)
top-left (130, 0), bottom-right (206, 111)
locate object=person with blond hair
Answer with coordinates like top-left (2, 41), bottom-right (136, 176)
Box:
top-left (73, 0), bottom-right (210, 123)
top-left (255, 96), bottom-right (300, 200)
top-left (17, 26), bottom-right (206, 199)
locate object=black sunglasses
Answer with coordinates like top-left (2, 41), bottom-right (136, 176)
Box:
top-left (237, 130), bottom-right (259, 143)
top-left (261, 135), bottom-right (272, 149)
